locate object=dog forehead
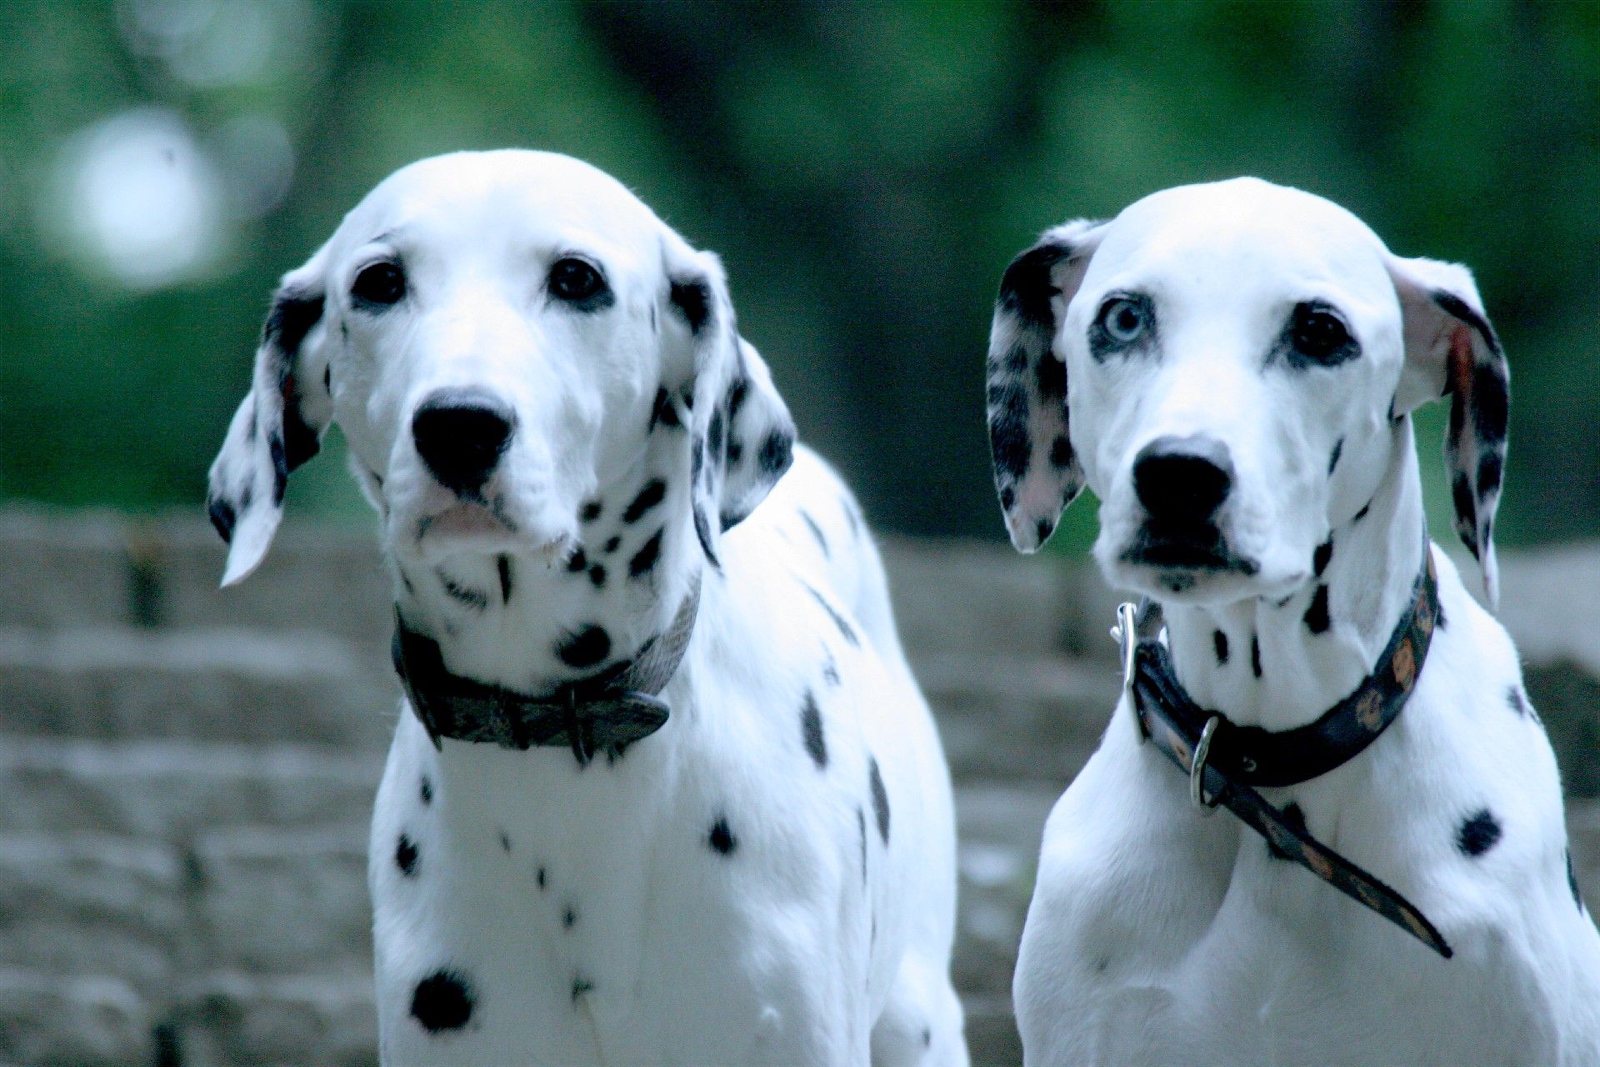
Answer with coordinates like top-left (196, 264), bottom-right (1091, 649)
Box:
top-left (1084, 178), bottom-right (1393, 307)
top-left (336, 150), bottom-right (664, 268)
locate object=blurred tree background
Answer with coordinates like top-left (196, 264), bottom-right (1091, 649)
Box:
top-left (0, 0), bottom-right (1596, 553)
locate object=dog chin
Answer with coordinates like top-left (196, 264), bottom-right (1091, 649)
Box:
top-left (1099, 530), bottom-right (1278, 605)
top-left (402, 503), bottom-right (567, 565)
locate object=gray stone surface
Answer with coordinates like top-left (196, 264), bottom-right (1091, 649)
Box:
top-left (2, 508), bottom-right (1599, 1066)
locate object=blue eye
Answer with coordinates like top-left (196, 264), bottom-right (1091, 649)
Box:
top-left (1097, 296), bottom-right (1150, 344)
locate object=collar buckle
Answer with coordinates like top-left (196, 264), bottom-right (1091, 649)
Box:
top-left (1190, 715), bottom-right (1222, 813)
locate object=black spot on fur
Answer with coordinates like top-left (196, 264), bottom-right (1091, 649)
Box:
top-left (566, 548), bottom-right (588, 574)
top-left (1304, 585), bottom-right (1331, 634)
top-left (439, 571), bottom-right (488, 611)
top-left (803, 582), bottom-right (858, 646)
top-left (1251, 635), bottom-right (1262, 678)
top-left (1569, 849), bottom-right (1584, 910)
top-left (207, 496), bottom-right (237, 544)
top-left (536, 867), bottom-right (546, 890)
top-left (420, 777), bottom-right (432, 805)
top-left (1508, 686), bottom-right (1527, 717)
top-left (1353, 500), bottom-right (1372, 523)
top-left (999, 241), bottom-right (1071, 332)
top-left (800, 510), bottom-right (829, 557)
top-left (603, 535), bottom-right (621, 554)
top-left (856, 805), bottom-right (868, 883)
top-left (1267, 802), bottom-right (1308, 861)
top-left (801, 690), bottom-right (827, 769)
top-left (999, 485), bottom-right (1016, 511)
top-left (1313, 539), bottom-right (1333, 578)
top-left (623, 479), bottom-right (667, 524)
top-left (987, 379), bottom-right (1031, 485)
top-left (709, 816), bottom-right (737, 855)
top-left (396, 834), bottom-right (419, 876)
top-left (1327, 437), bottom-right (1343, 475)
top-left (1036, 348), bottom-right (1065, 398)
top-left (1035, 517), bottom-right (1055, 545)
top-left (1478, 451), bottom-right (1503, 497)
top-left (1471, 364), bottom-right (1510, 445)
top-left (496, 555), bottom-right (512, 605)
top-left (563, 907), bottom-right (576, 929)
top-left (758, 430), bottom-right (793, 477)
top-left (1457, 809), bottom-right (1502, 858)
top-left (571, 976), bottom-right (594, 1002)
top-left (498, 830), bottom-right (511, 853)
top-left (588, 565), bottom-right (606, 589)
top-left (868, 756), bottom-right (890, 845)
top-left (693, 505), bottom-right (719, 567)
top-left (1049, 435), bottom-right (1073, 469)
top-left (1213, 630), bottom-right (1229, 665)
top-left (580, 501), bottom-right (603, 523)
top-left (708, 406), bottom-right (725, 457)
top-left (629, 528), bottom-right (664, 578)
top-left (1452, 473), bottom-right (1480, 557)
top-left (650, 386), bottom-right (682, 430)
top-left (669, 277), bottom-right (712, 334)
top-left (822, 649), bottom-right (840, 686)
top-left (268, 431), bottom-right (288, 504)
top-left (556, 626), bottom-right (611, 669)
top-left (691, 436), bottom-right (704, 481)
top-left (411, 970), bottom-right (473, 1033)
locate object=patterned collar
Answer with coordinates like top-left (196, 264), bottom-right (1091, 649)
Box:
top-left (1119, 536), bottom-right (1451, 957)
top-left (391, 575), bottom-right (701, 767)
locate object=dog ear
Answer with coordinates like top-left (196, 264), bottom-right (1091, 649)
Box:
top-left (664, 251), bottom-right (795, 567)
top-left (207, 249), bottom-right (334, 586)
top-left (1388, 254), bottom-right (1509, 607)
top-left (987, 219), bottom-right (1105, 552)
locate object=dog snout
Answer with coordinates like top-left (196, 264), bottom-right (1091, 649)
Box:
top-left (412, 388), bottom-right (517, 495)
top-left (1133, 435), bottom-right (1235, 526)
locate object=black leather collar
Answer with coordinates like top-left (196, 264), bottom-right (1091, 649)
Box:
top-left (392, 575), bottom-right (701, 767)
top-left (1124, 537), bottom-right (1452, 957)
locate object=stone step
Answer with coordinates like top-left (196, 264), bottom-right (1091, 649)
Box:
top-left (0, 626), bottom-right (396, 750)
top-left (0, 970), bottom-right (158, 1067)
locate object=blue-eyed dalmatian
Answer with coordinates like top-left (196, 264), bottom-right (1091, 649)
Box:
top-left (986, 178), bottom-right (1600, 1065)
top-left (206, 150), bottom-right (967, 1066)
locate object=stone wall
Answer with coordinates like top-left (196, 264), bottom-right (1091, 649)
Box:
top-left (1, 508), bottom-right (1597, 1066)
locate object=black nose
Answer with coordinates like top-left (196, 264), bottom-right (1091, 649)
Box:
top-left (412, 389), bottom-right (516, 495)
top-left (1133, 435), bottom-right (1235, 526)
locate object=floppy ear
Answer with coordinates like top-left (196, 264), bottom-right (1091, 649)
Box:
top-left (1387, 254), bottom-right (1509, 607)
top-left (664, 250), bottom-right (795, 567)
top-left (986, 219), bottom-right (1105, 552)
top-left (207, 249), bottom-right (334, 586)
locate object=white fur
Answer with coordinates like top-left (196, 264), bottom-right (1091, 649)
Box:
top-left (209, 151), bottom-right (966, 1066)
top-left (1005, 179), bottom-right (1600, 1065)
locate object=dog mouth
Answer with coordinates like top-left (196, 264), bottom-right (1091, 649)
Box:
top-left (1121, 523), bottom-right (1261, 580)
top-left (411, 500), bottom-right (567, 562)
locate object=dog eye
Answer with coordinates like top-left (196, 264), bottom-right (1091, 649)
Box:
top-left (1097, 296), bottom-right (1151, 344)
top-left (548, 257), bottom-right (608, 305)
top-left (352, 261), bottom-right (406, 308)
top-left (1290, 303), bottom-right (1356, 363)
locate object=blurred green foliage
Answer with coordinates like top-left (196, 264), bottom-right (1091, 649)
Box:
top-left (0, 0), bottom-right (1596, 554)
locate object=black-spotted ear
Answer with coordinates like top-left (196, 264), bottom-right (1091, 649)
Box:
top-left (664, 251), bottom-right (795, 567)
top-left (987, 219), bottom-right (1105, 552)
top-left (1388, 254), bottom-right (1509, 607)
top-left (207, 252), bottom-right (333, 586)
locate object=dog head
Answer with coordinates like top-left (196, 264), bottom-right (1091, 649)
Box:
top-left (987, 177), bottom-right (1508, 606)
top-left (208, 150), bottom-right (794, 586)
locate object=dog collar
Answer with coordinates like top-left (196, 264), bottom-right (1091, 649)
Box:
top-left (391, 574), bottom-right (701, 767)
top-left (1116, 537), bottom-right (1451, 957)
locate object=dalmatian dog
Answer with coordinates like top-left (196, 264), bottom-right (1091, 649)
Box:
top-left (206, 150), bottom-right (966, 1066)
top-left (987, 178), bottom-right (1600, 1065)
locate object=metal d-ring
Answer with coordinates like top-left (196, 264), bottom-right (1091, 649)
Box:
top-left (1190, 715), bottom-right (1222, 813)
top-left (1113, 602), bottom-right (1138, 698)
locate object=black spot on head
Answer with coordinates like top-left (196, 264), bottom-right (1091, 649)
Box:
top-left (999, 485), bottom-right (1016, 511)
top-left (496, 555), bottom-right (513, 605)
top-left (1035, 517), bottom-right (1055, 545)
top-left (1049, 435), bottom-right (1073, 469)
top-left (1353, 500), bottom-right (1372, 523)
top-left (800, 690), bottom-right (827, 769)
top-left (1457, 809), bottom-right (1502, 858)
top-left (856, 805), bottom-right (867, 884)
top-left (208, 496), bottom-right (237, 544)
top-left (264, 289), bottom-right (325, 356)
top-left (1313, 539), bottom-right (1333, 578)
top-left (1568, 849), bottom-right (1584, 910)
top-left (536, 867), bottom-right (546, 890)
top-left (1508, 686), bottom-right (1527, 717)
top-left (1213, 630), bottom-right (1229, 665)
top-left (410, 970), bottom-right (473, 1033)
top-left (603, 535), bottom-right (621, 554)
top-left (1251, 634), bottom-right (1262, 678)
top-left (1471, 363), bottom-right (1510, 445)
top-left (1036, 348), bottom-right (1066, 397)
top-left (1267, 802), bottom-right (1308, 861)
top-left (396, 834), bottom-right (419, 876)
top-left (922, 1027), bottom-right (933, 1048)
top-left (580, 500), bottom-right (603, 523)
top-left (709, 816), bottom-right (737, 855)
top-left (566, 548), bottom-right (588, 574)
top-left (420, 776), bottom-right (432, 805)
top-left (758, 430), bottom-right (793, 477)
top-left (623, 479), bottom-right (667, 524)
top-left (563, 906), bottom-right (576, 929)
top-left (986, 379), bottom-right (1031, 485)
top-left (999, 241), bottom-right (1071, 332)
top-left (571, 976), bottom-right (594, 1002)
top-left (268, 431), bottom-right (288, 504)
top-left (669, 277), bottom-right (712, 334)
top-left (588, 564), bottom-right (606, 589)
top-left (1328, 437), bottom-right (1344, 475)
top-left (498, 830), bottom-right (511, 853)
top-left (800, 510), bottom-right (829, 557)
top-left (803, 582), bottom-right (859, 647)
top-left (439, 571), bottom-right (489, 611)
top-left (1304, 585), bottom-right (1331, 634)
top-left (628, 527), bottom-right (664, 578)
top-left (868, 756), bottom-right (890, 845)
top-left (556, 626), bottom-right (611, 669)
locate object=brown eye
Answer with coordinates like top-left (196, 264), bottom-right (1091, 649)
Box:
top-left (352, 261), bottom-right (406, 307)
top-left (1291, 303), bottom-right (1355, 363)
top-left (548, 257), bottom-right (608, 305)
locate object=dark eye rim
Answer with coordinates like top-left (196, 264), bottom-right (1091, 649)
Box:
top-left (350, 258), bottom-right (407, 310)
top-left (1089, 290), bottom-right (1156, 357)
top-left (547, 254), bottom-right (613, 310)
top-left (1286, 299), bottom-right (1360, 367)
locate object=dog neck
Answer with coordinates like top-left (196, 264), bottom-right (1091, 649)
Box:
top-left (1160, 421), bottom-right (1428, 733)
top-left (385, 457), bottom-right (702, 703)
